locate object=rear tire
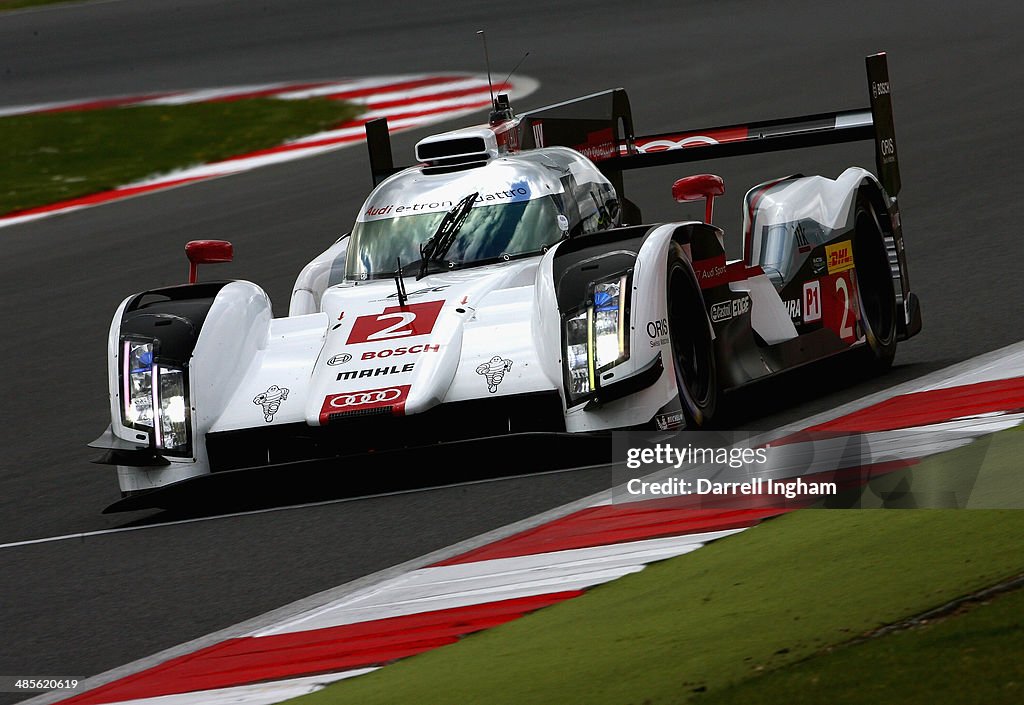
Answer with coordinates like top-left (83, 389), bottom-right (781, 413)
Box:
top-left (667, 248), bottom-right (718, 427)
top-left (852, 193), bottom-right (898, 372)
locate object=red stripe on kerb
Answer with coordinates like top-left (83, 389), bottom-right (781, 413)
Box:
top-left (361, 82), bottom-right (511, 110)
top-left (223, 132), bottom-right (365, 158)
top-left (33, 93), bottom-right (177, 113)
top-left (2, 176), bottom-right (209, 219)
top-left (436, 505), bottom-right (780, 566)
top-left (58, 592), bottom-right (581, 705)
top-left (438, 456), bottom-right (923, 567)
top-left (377, 100), bottom-right (493, 122)
top-left (314, 75), bottom-right (467, 101)
top-left (204, 82), bottom-right (336, 102)
top-left (805, 377), bottom-right (1024, 434)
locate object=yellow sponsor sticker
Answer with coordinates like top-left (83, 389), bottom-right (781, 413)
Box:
top-left (826, 240), bottom-right (854, 274)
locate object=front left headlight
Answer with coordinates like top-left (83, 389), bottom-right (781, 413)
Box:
top-left (120, 338), bottom-right (191, 455)
top-left (562, 270), bottom-right (632, 405)
top-left (123, 340), bottom-right (155, 429)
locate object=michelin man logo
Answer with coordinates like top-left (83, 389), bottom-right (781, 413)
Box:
top-left (476, 355), bottom-right (513, 393)
top-left (253, 385), bottom-right (289, 422)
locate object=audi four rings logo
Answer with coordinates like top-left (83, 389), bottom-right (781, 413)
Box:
top-left (319, 384), bottom-right (411, 424)
top-left (329, 388), bottom-right (403, 408)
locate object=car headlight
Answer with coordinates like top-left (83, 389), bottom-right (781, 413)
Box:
top-left (593, 274), bottom-right (628, 369)
top-left (563, 271), bottom-right (632, 404)
top-left (120, 338), bottom-right (191, 455)
top-left (123, 340), bottom-right (155, 428)
top-left (157, 366), bottom-right (189, 452)
top-left (565, 309), bottom-right (593, 397)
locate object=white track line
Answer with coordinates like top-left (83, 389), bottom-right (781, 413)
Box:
top-left (0, 462), bottom-right (606, 552)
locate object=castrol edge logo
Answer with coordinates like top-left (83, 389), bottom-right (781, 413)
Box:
top-left (319, 384), bottom-right (411, 423)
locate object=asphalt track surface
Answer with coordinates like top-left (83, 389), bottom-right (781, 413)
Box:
top-left (0, 0), bottom-right (1021, 698)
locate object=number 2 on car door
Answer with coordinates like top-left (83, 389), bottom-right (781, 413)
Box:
top-left (835, 276), bottom-right (854, 340)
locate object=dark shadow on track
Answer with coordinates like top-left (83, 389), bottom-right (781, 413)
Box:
top-left (109, 432), bottom-right (612, 527)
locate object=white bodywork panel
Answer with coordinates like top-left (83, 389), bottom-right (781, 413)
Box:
top-left (108, 281), bottom-right (275, 492)
top-left (745, 167), bottom-right (875, 265)
top-left (289, 235), bottom-right (349, 317)
top-left (211, 313), bottom-right (328, 430)
top-left (728, 274), bottom-right (799, 345)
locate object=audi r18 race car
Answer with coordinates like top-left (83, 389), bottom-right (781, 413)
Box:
top-left (91, 53), bottom-right (921, 510)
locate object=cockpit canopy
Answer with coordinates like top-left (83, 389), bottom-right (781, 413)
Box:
top-left (345, 147), bottom-right (619, 280)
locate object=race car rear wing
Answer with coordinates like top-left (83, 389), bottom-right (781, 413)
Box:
top-left (517, 52), bottom-right (901, 201)
top-left (364, 52), bottom-right (901, 199)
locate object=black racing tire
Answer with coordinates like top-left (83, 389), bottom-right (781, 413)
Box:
top-left (667, 246), bottom-right (718, 427)
top-left (852, 192), bottom-right (898, 372)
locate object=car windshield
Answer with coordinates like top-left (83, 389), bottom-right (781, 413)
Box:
top-left (346, 195), bottom-right (563, 280)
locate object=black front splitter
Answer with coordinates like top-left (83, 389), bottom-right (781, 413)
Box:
top-left (104, 432), bottom-right (611, 514)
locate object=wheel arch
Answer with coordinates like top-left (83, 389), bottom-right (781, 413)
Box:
top-left (542, 223), bottom-right (703, 431)
top-left (100, 280), bottom-right (273, 493)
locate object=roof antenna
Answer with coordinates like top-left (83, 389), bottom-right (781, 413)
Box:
top-left (500, 51), bottom-right (530, 90)
top-left (476, 29), bottom-right (495, 109)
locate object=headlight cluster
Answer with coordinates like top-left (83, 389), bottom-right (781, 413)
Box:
top-left (565, 309), bottom-right (593, 397)
top-left (120, 339), bottom-right (191, 454)
top-left (563, 272), bottom-right (631, 403)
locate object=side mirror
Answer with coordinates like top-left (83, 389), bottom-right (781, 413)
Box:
top-left (185, 240), bottom-right (233, 284)
top-left (672, 174), bottom-right (725, 224)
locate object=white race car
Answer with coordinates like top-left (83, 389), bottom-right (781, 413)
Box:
top-left (91, 53), bottom-right (920, 510)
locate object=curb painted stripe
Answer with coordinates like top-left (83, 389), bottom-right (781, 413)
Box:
top-left (257, 531), bottom-right (744, 637)
top-left (0, 75), bottom-right (535, 229)
top-left (806, 377), bottom-right (1024, 433)
top-left (0, 93), bottom-right (177, 117)
top-left (58, 593), bottom-right (581, 705)
top-left (0, 76), bottom-right (467, 116)
top-left (89, 670), bottom-right (379, 705)
top-left (436, 505), bottom-right (779, 567)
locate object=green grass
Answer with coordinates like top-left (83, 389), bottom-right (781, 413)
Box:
top-left (288, 509), bottom-right (1024, 705)
top-left (700, 584), bottom-right (1024, 705)
top-left (0, 0), bottom-right (86, 10)
top-left (278, 416), bottom-right (1024, 705)
top-left (0, 98), bottom-right (362, 215)
top-left (810, 420), bottom-right (1024, 510)
top-left (920, 421), bottom-right (1024, 509)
